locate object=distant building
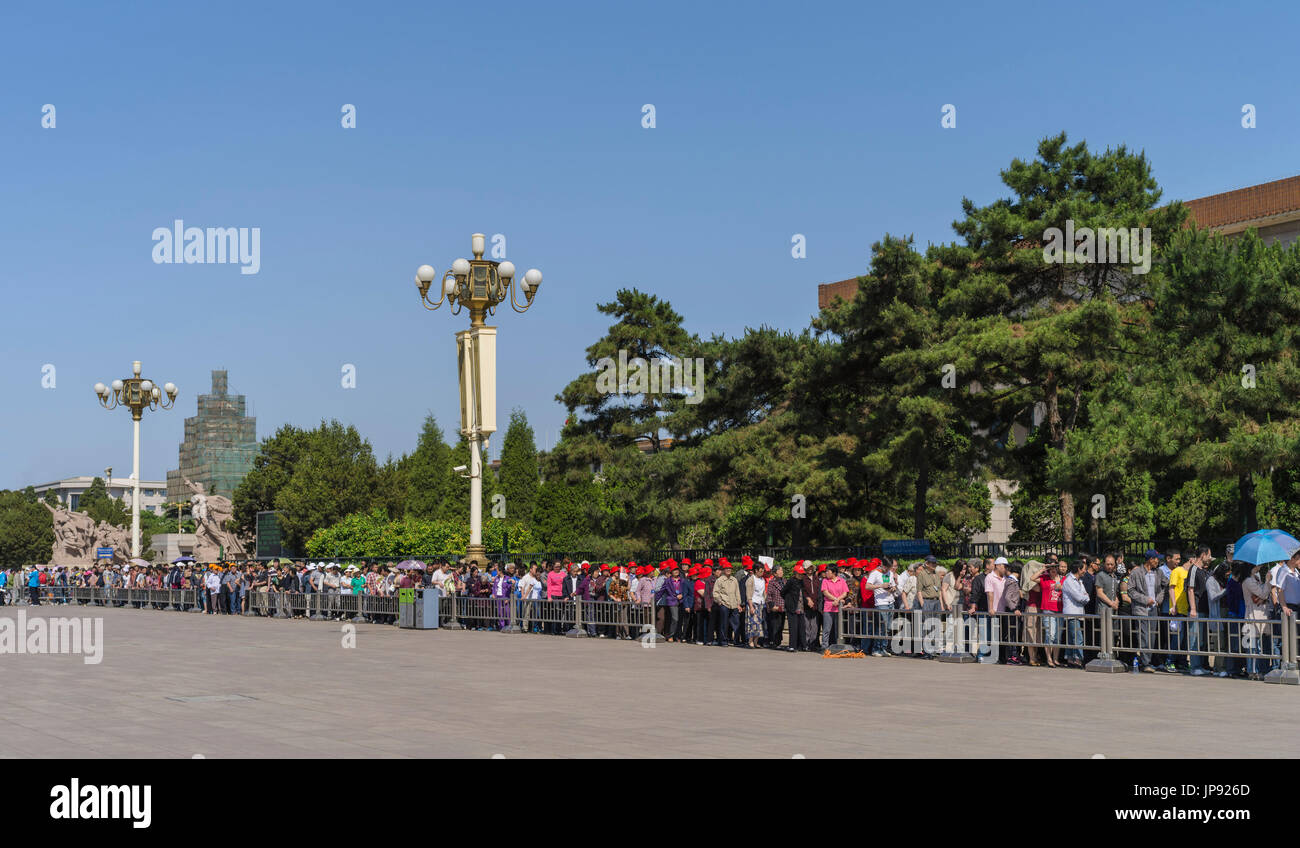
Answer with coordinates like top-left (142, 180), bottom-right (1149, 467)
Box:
top-left (166, 370), bottom-right (258, 502)
top-left (33, 476), bottom-right (168, 515)
top-left (1182, 174), bottom-right (1300, 246)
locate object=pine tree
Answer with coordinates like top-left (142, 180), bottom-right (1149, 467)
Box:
top-left (938, 132), bottom-right (1186, 540)
top-left (405, 414), bottom-right (451, 520)
top-left (497, 409), bottom-right (540, 525)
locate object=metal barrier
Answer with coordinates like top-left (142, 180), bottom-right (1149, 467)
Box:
top-left (580, 600), bottom-right (654, 640)
top-left (506, 597), bottom-right (575, 633)
top-left (452, 596), bottom-right (513, 630)
top-left (13, 580), bottom-right (1297, 686)
top-left (1113, 609), bottom-right (1291, 680)
top-left (359, 594), bottom-right (398, 623)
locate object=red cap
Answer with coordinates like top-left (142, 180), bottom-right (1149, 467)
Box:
top-left (818, 563), bottom-right (828, 573)
top-left (794, 564), bottom-right (805, 574)
top-left (704, 558), bottom-right (714, 566)
top-left (702, 567), bottom-right (712, 578)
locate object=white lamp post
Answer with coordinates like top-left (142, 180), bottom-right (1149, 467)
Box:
top-left (94, 361), bottom-right (178, 558)
top-left (413, 234), bottom-right (543, 567)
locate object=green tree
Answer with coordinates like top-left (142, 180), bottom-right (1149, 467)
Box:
top-left (232, 424), bottom-right (307, 535)
top-left (1143, 229), bottom-right (1300, 534)
top-left (0, 490), bottom-right (55, 568)
top-left (375, 454), bottom-right (411, 520)
top-left (405, 414), bottom-right (451, 520)
top-left (940, 132), bottom-right (1186, 541)
top-left (497, 409), bottom-right (540, 525)
top-left (273, 421), bottom-right (380, 553)
top-left (79, 477), bottom-right (128, 526)
top-left (556, 288), bottom-right (697, 454)
top-left (532, 474), bottom-right (598, 551)
top-left (808, 235), bottom-right (989, 541)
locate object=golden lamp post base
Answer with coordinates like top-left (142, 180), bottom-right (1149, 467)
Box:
top-left (461, 544), bottom-right (491, 569)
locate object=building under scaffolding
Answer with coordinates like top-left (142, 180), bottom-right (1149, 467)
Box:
top-left (166, 370), bottom-right (258, 502)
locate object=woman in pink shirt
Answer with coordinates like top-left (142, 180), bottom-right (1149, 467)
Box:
top-left (545, 562), bottom-right (565, 599)
top-left (820, 565), bottom-right (849, 650)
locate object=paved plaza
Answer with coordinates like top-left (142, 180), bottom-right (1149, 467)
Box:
top-left (2, 605), bottom-right (1296, 759)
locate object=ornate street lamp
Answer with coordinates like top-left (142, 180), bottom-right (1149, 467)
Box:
top-left (414, 233), bottom-right (543, 567)
top-left (94, 361), bottom-right (178, 558)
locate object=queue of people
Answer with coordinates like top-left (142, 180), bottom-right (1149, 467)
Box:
top-left (5, 547), bottom-right (1298, 682)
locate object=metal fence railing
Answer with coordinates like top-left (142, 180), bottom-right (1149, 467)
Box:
top-left (7, 584), bottom-right (1297, 684)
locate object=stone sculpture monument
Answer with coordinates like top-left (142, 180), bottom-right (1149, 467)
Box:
top-left (183, 478), bottom-right (249, 560)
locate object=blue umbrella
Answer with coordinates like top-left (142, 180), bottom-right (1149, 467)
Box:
top-left (1261, 529), bottom-right (1300, 557)
top-left (1232, 530), bottom-right (1295, 565)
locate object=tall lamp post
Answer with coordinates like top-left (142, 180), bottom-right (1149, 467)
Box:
top-left (414, 233), bottom-right (543, 567)
top-left (94, 361), bottom-right (178, 558)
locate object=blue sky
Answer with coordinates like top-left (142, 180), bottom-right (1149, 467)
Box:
top-left (2, 0), bottom-right (1297, 488)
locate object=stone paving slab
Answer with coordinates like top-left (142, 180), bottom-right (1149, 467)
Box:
top-left (2, 605), bottom-right (1295, 758)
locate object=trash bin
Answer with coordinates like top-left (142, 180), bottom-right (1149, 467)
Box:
top-left (416, 589), bottom-right (440, 630)
top-left (400, 588), bottom-right (440, 629)
top-left (399, 587), bottom-right (417, 628)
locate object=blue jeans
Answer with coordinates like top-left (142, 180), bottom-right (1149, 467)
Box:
top-left (1168, 616), bottom-right (1184, 667)
top-left (1066, 617), bottom-right (1084, 662)
top-left (1187, 618), bottom-right (1205, 671)
top-left (872, 608), bottom-right (894, 654)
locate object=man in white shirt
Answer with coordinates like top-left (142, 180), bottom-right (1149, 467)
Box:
top-left (866, 563), bottom-right (897, 657)
top-left (1061, 561), bottom-right (1091, 667)
top-left (516, 564), bottom-right (543, 633)
top-left (1268, 552), bottom-right (1300, 614)
top-left (204, 569), bottom-right (221, 615)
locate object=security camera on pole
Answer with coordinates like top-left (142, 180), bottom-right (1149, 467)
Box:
top-left (93, 361), bottom-right (178, 558)
top-left (413, 233), bottom-right (543, 568)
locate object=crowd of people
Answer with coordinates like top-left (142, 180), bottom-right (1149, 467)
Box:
top-left (4, 547), bottom-right (1298, 681)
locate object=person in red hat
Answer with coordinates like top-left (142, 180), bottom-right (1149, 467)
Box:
top-left (712, 559), bottom-right (742, 646)
top-left (731, 558), bottom-right (751, 647)
top-left (700, 565), bottom-right (718, 644)
top-left (659, 561), bottom-right (686, 641)
top-left (691, 567), bottom-right (712, 645)
top-left (607, 563), bottom-right (632, 639)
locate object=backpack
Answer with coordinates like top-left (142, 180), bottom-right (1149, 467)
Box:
top-left (38, 571), bottom-right (48, 585)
